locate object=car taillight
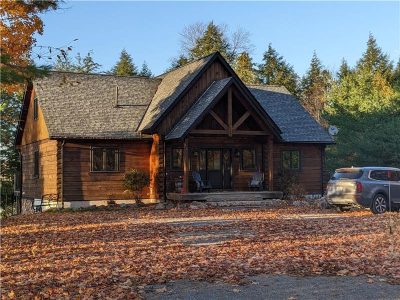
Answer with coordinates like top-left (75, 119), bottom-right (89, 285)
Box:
top-left (356, 181), bottom-right (363, 193)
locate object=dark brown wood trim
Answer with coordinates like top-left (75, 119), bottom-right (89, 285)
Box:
top-left (182, 138), bottom-right (189, 193)
top-left (228, 87), bottom-right (233, 137)
top-left (233, 130), bottom-right (269, 136)
top-left (210, 110), bottom-right (228, 130)
top-left (232, 111), bottom-right (250, 130)
top-left (268, 136), bottom-right (274, 191)
top-left (191, 129), bottom-right (228, 135)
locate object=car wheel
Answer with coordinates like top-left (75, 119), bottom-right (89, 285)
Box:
top-left (371, 194), bottom-right (387, 214)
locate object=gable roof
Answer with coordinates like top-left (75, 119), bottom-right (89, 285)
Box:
top-left (248, 85), bottom-right (334, 143)
top-left (28, 72), bottom-right (161, 140)
top-left (138, 53), bottom-right (216, 132)
top-left (166, 77), bottom-right (233, 140)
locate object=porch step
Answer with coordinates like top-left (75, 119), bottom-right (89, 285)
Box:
top-left (167, 191), bottom-right (283, 202)
top-left (207, 200), bottom-right (280, 207)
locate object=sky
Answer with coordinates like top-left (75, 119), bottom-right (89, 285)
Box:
top-left (34, 1), bottom-right (400, 76)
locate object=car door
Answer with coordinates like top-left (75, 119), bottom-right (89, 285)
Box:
top-left (389, 171), bottom-right (400, 203)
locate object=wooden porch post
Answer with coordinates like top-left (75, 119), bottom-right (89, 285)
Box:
top-left (268, 135), bottom-right (274, 191)
top-left (182, 138), bottom-right (189, 193)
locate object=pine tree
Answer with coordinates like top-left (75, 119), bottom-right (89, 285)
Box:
top-left (189, 22), bottom-right (231, 62)
top-left (111, 49), bottom-right (138, 76)
top-left (139, 61), bottom-right (152, 77)
top-left (258, 44), bottom-right (299, 96)
top-left (356, 33), bottom-right (392, 79)
top-left (234, 52), bottom-right (258, 84)
top-left (337, 58), bottom-right (351, 80)
top-left (301, 51), bottom-right (332, 123)
top-left (391, 58), bottom-right (400, 91)
top-left (52, 51), bottom-right (101, 73)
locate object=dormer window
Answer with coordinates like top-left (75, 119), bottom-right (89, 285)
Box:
top-left (33, 97), bottom-right (38, 120)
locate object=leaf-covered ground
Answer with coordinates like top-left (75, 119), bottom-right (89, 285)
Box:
top-left (1, 207), bottom-right (399, 299)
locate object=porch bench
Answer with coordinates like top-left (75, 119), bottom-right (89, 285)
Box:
top-left (33, 194), bottom-right (60, 212)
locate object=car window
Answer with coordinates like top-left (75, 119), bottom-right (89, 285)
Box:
top-left (332, 169), bottom-right (363, 180)
top-left (388, 171), bottom-right (400, 182)
top-left (369, 170), bottom-right (389, 181)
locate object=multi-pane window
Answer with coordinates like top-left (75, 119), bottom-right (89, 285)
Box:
top-left (33, 97), bottom-right (38, 120)
top-left (171, 148), bottom-right (183, 169)
top-left (241, 148), bottom-right (256, 170)
top-left (282, 150), bottom-right (300, 170)
top-left (33, 151), bottom-right (39, 178)
top-left (91, 147), bottom-right (120, 172)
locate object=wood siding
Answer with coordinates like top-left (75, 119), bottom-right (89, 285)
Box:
top-left (21, 90), bottom-right (50, 145)
top-left (273, 143), bottom-right (324, 194)
top-left (62, 140), bottom-right (154, 202)
top-left (157, 60), bottom-right (230, 135)
top-left (21, 139), bottom-right (58, 200)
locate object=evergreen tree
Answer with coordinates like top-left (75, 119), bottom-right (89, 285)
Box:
top-left (189, 22), bottom-right (231, 62)
top-left (111, 49), bottom-right (138, 76)
top-left (139, 61), bottom-right (152, 77)
top-left (258, 44), bottom-right (299, 96)
top-left (356, 33), bottom-right (392, 80)
top-left (337, 58), bottom-right (351, 80)
top-left (169, 55), bottom-right (191, 70)
top-left (234, 52), bottom-right (258, 84)
top-left (301, 51), bottom-right (332, 123)
top-left (53, 51), bottom-right (101, 73)
top-left (392, 58), bottom-right (400, 91)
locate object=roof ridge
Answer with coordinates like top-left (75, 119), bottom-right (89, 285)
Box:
top-left (47, 70), bottom-right (161, 80)
top-left (156, 52), bottom-right (217, 78)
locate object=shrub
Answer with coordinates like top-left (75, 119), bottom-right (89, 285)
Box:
top-left (276, 170), bottom-right (306, 200)
top-left (123, 169), bottom-right (150, 203)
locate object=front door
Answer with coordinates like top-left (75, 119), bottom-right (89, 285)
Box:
top-left (191, 148), bottom-right (232, 190)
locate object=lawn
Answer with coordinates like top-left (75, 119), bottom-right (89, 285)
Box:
top-left (1, 206), bottom-right (399, 299)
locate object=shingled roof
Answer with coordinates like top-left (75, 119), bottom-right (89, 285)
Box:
top-left (166, 77), bottom-right (233, 140)
top-left (248, 85), bottom-right (334, 143)
top-left (138, 53), bottom-right (215, 132)
top-left (32, 72), bottom-right (161, 139)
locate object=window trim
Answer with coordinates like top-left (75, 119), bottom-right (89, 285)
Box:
top-left (33, 150), bottom-right (39, 178)
top-left (171, 147), bottom-right (184, 170)
top-left (281, 150), bottom-right (301, 171)
top-left (240, 148), bottom-right (257, 171)
top-left (33, 97), bottom-right (38, 120)
top-left (90, 147), bottom-right (120, 173)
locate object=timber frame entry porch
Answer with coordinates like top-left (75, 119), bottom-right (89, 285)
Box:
top-left (164, 78), bottom-right (281, 194)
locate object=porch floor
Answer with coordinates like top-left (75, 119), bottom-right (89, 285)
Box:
top-left (167, 191), bottom-right (283, 202)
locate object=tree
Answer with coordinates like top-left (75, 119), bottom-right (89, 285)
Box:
top-left (53, 51), bottom-right (101, 73)
top-left (301, 52), bottom-right (332, 123)
top-left (123, 169), bottom-right (150, 203)
top-left (0, 91), bottom-right (22, 182)
top-left (392, 59), bottom-right (400, 91)
top-left (337, 58), bottom-right (351, 80)
top-left (171, 21), bottom-right (252, 69)
top-left (258, 44), bottom-right (299, 96)
top-left (139, 61), bottom-right (152, 77)
top-left (234, 52), bottom-right (258, 84)
top-left (111, 49), bottom-right (138, 76)
top-left (356, 33), bottom-right (392, 80)
top-left (0, 0), bottom-right (58, 91)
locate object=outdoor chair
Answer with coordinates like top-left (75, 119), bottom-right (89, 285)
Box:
top-left (192, 171), bottom-right (212, 192)
top-left (248, 172), bottom-right (264, 190)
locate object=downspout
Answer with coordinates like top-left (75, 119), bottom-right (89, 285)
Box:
top-left (18, 149), bottom-right (23, 214)
top-left (320, 145), bottom-right (325, 196)
top-left (61, 140), bottom-right (65, 208)
top-left (163, 138), bottom-right (167, 202)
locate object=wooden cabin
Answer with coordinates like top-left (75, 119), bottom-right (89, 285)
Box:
top-left (15, 52), bottom-right (333, 210)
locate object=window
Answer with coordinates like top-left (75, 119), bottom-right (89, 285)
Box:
top-left (389, 171), bottom-right (400, 182)
top-left (33, 151), bottom-right (39, 178)
top-left (241, 148), bottom-right (256, 170)
top-left (282, 150), bottom-right (300, 170)
top-left (33, 97), bottom-right (38, 120)
top-left (207, 150), bottom-right (221, 171)
top-left (90, 147), bottom-right (119, 172)
top-left (370, 170), bottom-right (389, 181)
top-left (332, 169), bottom-right (363, 180)
top-left (171, 148), bottom-right (183, 169)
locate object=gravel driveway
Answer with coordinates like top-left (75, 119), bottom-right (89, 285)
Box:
top-left (146, 274), bottom-right (400, 300)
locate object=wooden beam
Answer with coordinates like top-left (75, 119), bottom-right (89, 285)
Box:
top-left (268, 135), bottom-right (274, 191)
top-left (228, 88), bottom-right (232, 137)
top-left (210, 110), bottom-right (228, 130)
top-left (232, 111), bottom-right (250, 130)
top-left (233, 130), bottom-right (269, 136)
top-left (191, 129), bottom-right (228, 135)
top-left (182, 138), bottom-right (189, 193)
